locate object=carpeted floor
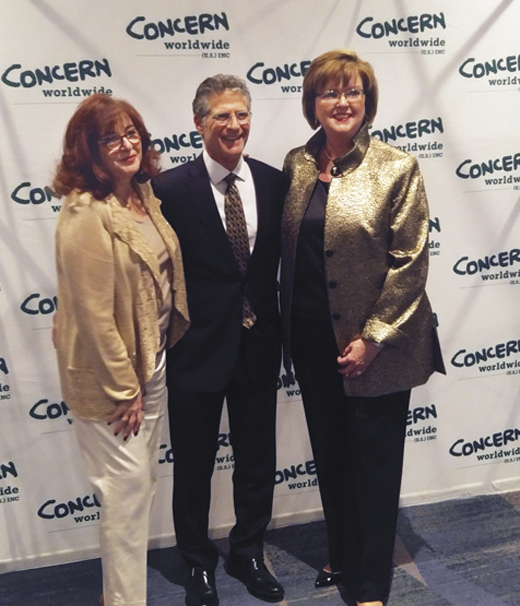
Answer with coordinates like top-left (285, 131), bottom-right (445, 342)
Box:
top-left (2, 491), bottom-right (520, 605)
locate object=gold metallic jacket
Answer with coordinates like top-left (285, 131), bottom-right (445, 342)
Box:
top-left (55, 182), bottom-right (189, 420)
top-left (282, 124), bottom-right (445, 397)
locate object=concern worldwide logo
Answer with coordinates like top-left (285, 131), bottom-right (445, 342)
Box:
top-left (159, 432), bottom-right (233, 471)
top-left (429, 217), bottom-right (441, 257)
top-left (11, 181), bottom-right (61, 213)
top-left (1, 58), bottom-right (113, 99)
top-left (0, 461), bottom-right (20, 504)
top-left (406, 404), bottom-right (438, 443)
top-left (151, 130), bottom-right (203, 166)
top-left (455, 151), bottom-right (520, 189)
top-left (214, 432), bottom-right (234, 472)
top-left (30, 398), bottom-right (72, 425)
top-left (459, 52), bottom-right (520, 89)
top-left (21, 293), bottom-right (58, 316)
top-left (452, 247), bottom-right (520, 286)
top-left (126, 12), bottom-right (230, 58)
top-left (449, 427), bottom-right (520, 465)
top-left (450, 337), bottom-right (520, 377)
top-left (37, 493), bottom-right (101, 524)
top-left (356, 11), bottom-right (446, 53)
top-left (0, 357), bottom-right (10, 401)
top-left (246, 60), bottom-right (311, 94)
top-left (275, 459), bottom-right (317, 491)
top-left (370, 117), bottom-right (444, 159)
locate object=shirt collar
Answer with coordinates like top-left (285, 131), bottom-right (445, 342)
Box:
top-left (202, 150), bottom-right (247, 186)
top-left (305, 121), bottom-right (370, 177)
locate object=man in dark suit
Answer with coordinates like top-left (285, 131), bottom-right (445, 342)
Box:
top-left (152, 74), bottom-right (287, 606)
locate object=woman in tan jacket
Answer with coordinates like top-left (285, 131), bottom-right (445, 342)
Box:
top-left (53, 93), bottom-right (189, 606)
top-left (281, 50), bottom-right (444, 606)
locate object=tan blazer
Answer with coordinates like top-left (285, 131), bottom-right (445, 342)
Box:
top-left (55, 181), bottom-right (189, 420)
top-left (281, 124), bottom-right (445, 397)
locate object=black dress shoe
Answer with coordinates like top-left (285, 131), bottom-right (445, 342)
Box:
top-left (225, 554), bottom-right (284, 602)
top-left (315, 567), bottom-right (342, 588)
top-left (185, 567), bottom-right (218, 606)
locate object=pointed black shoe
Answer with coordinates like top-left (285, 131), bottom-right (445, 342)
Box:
top-left (225, 554), bottom-right (284, 602)
top-left (186, 567), bottom-right (218, 606)
top-left (315, 567), bottom-right (342, 588)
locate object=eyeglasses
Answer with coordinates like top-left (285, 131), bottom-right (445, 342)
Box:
top-left (317, 89), bottom-right (365, 103)
top-left (209, 111), bottom-right (251, 124)
top-left (99, 127), bottom-right (141, 151)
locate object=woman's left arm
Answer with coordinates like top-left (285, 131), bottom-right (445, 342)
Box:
top-left (338, 157), bottom-right (429, 376)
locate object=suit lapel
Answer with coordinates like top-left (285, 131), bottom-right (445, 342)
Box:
top-left (247, 158), bottom-right (270, 264)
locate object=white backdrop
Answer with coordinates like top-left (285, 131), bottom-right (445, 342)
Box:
top-left (1, 0), bottom-right (520, 572)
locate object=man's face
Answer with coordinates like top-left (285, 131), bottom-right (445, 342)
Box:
top-left (194, 90), bottom-right (251, 171)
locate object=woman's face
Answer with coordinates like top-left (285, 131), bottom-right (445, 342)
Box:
top-left (314, 72), bottom-right (366, 143)
top-left (97, 113), bottom-right (142, 185)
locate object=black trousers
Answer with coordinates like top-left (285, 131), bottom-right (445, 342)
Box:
top-left (168, 326), bottom-right (279, 571)
top-left (291, 313), bottom-right (410, 603)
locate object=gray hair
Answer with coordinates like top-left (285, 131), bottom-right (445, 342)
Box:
top-left (192, 74), bottom-right (252, 119)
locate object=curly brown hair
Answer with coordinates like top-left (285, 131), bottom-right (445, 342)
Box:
top-left (53, 93), bottom-right (160, 200)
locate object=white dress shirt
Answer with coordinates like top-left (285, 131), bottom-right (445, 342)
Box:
top-left (202, 150), bottom-right (258, 252)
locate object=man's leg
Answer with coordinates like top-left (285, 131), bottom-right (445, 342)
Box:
top-left (225, 379), bottom-right (277, 560)
top-left (224, 326), bottom-right (284, 601)
top-left (168, 387), bottom-right (225, 571)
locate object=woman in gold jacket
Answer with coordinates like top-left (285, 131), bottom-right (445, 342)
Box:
top-left (53, 94), bottom-right (189, 606)
top-left (281, 50), bottom-right (444, 606)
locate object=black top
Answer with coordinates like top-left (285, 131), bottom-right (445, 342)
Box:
top-left (292, 179), bottom-right (330, 316)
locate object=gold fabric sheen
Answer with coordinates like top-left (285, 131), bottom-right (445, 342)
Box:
top-left (224, 173), bottom-right (257, 329)
top-left (281, 124), bottom-right (445, 397)
top-left (55, 181), bottom-right (190, 420)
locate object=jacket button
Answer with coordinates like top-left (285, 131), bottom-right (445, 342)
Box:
top-left (332, 313), bottom-right (341, 321)
top-left (328, 281), bottom-right (337, 289)
top-left (325, 250), bottom-right (334, 257)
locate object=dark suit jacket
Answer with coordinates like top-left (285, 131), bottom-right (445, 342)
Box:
top-left (152, 155), bottom-right (287, 392)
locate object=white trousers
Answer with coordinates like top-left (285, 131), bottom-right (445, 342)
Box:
top-left (73, 350), bottom-right (167, 606)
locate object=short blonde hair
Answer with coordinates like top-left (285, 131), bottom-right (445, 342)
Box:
top-left (302, 49), bottom-right (378, 129)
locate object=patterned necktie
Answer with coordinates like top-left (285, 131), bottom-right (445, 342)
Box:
top-left (224, 173), bottom-right (257, 329)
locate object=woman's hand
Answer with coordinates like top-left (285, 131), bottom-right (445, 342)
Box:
top-left (337, 337), bottom-right (382, 378)
top-left (108, 391), bottom-right (145, 440)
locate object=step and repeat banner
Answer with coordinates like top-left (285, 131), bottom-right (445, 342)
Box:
top-left (1, 0), bottom-right (519, 571)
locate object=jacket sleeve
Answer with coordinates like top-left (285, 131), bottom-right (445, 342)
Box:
top-left (56, 197), bottom-right (140, 402)
top-left (361, 157), bottom-right (430, 347)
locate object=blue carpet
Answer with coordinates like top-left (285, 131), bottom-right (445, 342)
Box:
top-left (2, 492), bottom-right (520, 605)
